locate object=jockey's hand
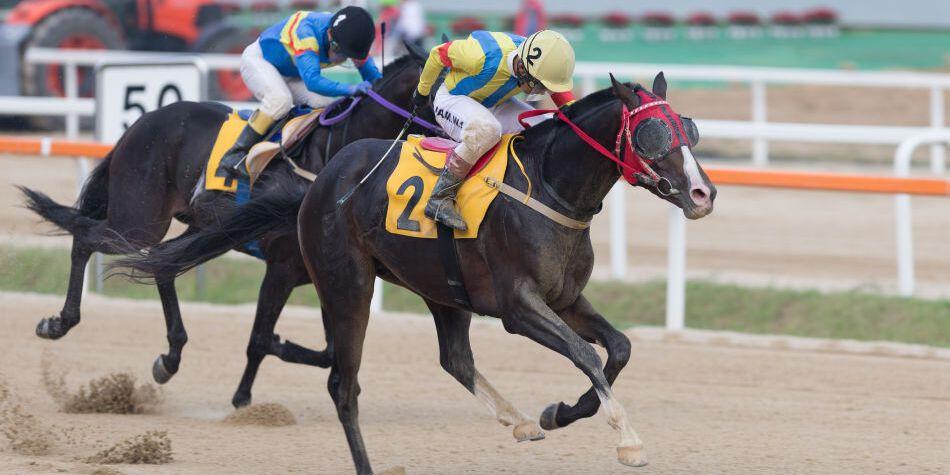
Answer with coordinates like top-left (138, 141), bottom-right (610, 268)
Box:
top-left (351, 81), bottom-right (372, 96)
top-left (411, 90), bottom-right (428, 113)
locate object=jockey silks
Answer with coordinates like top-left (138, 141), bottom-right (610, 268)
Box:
top-left (259, 11), bottom-right (381, 97)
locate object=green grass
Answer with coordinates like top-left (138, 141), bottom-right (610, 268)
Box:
top-left (2, 245), bottom-right (948, 347)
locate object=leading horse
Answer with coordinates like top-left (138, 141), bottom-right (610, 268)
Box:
top-left (19, 48), bottom-right (434, 407)
top-left (117, 73), bottom-right (716, 472)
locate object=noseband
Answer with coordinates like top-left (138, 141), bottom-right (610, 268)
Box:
top-left (519, 99), bottom-right (682, 196)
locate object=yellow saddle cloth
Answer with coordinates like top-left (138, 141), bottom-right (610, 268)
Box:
top-left (204, 110), bottom-right (321, 192)
top-left (385, 134), bottom-right (513, 239)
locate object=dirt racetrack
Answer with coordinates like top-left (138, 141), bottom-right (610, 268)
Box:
top-left (1, 291), bottom-right (948, 474)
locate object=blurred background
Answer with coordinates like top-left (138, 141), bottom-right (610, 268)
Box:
top-left (1, 0), bottom-right (948, 346)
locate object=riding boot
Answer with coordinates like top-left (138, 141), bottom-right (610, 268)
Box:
top-left (216, 110), bottom-right (275, 180)
top-left (425, 150), bottom-right (473, 231)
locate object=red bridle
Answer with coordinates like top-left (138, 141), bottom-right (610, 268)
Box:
top-left (518, 97), bottom-right (681, 193)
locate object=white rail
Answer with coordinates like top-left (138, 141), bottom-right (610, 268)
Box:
top-left (6, 48), bottom-right (950, 322)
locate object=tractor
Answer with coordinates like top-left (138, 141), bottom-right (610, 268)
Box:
top-left (0, 0), bottom-right (269, 103)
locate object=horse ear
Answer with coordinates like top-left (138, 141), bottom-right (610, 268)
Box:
top-left (441, 33), bottom-right (450, 43)
top-left (610, 73), bottom-right (640, 108)
top-left (404, 39), bottom-right (427, 65)
top-left (652, 71), bottom-right (667, 100)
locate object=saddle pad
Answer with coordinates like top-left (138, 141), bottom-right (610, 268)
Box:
top-left (205, 112), bottom-right (248, 192)
top-left (205, 109), bottom-right (323, 193)
top-left (385, 134), bottom-right (512, 239)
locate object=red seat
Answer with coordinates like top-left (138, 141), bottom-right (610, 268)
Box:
top-left (418, 136), bottom-right (502, 177)
top-left (419, 136), bottom-right (457, 153)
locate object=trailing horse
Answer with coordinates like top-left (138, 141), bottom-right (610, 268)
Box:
top-left (19, 47), bottom-right (435, 408)
top-left (116, 73), bottom-right (716, 472)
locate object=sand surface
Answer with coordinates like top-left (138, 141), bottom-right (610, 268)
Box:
top-left (0, 292), bottom-right (948, 474)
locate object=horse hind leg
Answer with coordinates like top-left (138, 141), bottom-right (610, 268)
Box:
top-left (36, 220), bottom-right (137, 340)
top-left (426, 299), bottom-right (544, 443)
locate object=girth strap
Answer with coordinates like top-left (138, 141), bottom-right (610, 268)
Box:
top-left (436, 222), bottom-right (473, 309)
top-left (484, 177), bottom-right (591, 230)
top-left (285, 155), bottom-right (317, 182)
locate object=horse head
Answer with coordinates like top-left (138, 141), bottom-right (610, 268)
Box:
top-left (609, 73), bottom-right (716, 219)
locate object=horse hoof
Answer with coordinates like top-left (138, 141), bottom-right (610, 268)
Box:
top-left (151, 356), bottom-right (175, 384)
top-left (617, 445), bottom-right (648, 467)
top-left (35, 317), bottom-right (66, 340)
top-left (539, 403), bottom-right (561, 431)
top-left (231, 392), bottom-right (252, 409)
top-left (513, 421), bottom-right (545, 442)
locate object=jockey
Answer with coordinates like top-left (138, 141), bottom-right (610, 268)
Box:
top-left (411, 30), bottom-right (575, 231)
top-left (218, 6), bottom-right (381, 179)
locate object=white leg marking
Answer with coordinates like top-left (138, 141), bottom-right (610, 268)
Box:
top-left (596, 387), bottom-right (647, 466)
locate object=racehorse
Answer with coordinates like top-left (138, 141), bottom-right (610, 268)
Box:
top-left (18, 47), bottom-right (434, 408)
top-left (115, 73), bottom-right (716, 472)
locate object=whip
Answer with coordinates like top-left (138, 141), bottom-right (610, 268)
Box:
top-left (336, 111), bottom-right (415, 206)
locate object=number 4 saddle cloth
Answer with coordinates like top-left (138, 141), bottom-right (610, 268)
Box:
top-left (385, 133), bottom-right (518, 239)
top-left (204, 107), bottom-right (322, 192)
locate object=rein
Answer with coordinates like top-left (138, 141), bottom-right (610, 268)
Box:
top-left (518, 100), bottom-right (678, 195)
top-left (318, 89), bottom-right (442, 134)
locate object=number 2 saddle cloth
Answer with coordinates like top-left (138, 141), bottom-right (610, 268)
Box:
top-left (385, 133), bottom-right (519, 239)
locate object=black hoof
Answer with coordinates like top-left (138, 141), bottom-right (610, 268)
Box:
top-left (232, 391), bottom-right (252, 408)
top-left (539, 403), bottom-right (561, 431)
top-left (151, 355), bottom-right (176, 384)
top-left (35, 316), bottom-right (71, 340)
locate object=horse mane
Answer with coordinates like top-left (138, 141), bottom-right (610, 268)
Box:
top-left (381, 54), bottom-right (414, 76)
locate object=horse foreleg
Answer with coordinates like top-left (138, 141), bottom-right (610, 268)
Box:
top-left (426, 300), bottom-right (544, 442)
top-left (232, 263), bottom-right (331, 408)
top-left (502, 293), bottom-right (646, 467)
top-left (541, 294), bottom-right (632, 430)
top-left (36, 237), bottom-right (93, 339)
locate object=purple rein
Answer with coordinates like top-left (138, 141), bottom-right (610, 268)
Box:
top-left (318, 89), bottom-right (442, 134)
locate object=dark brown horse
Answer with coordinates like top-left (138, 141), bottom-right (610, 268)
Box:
top-left (19, 49), bottom-right (433, 407)
top-left (116, 73), bottom-right (716, 472)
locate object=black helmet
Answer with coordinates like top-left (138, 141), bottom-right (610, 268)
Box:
top-left (329, 6), bottom-right (375, 60)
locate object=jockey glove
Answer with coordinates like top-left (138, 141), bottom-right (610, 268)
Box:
top-left (351, 80), bottom-right (373, 96)
top-left (411, 90), bottom-right (428, 112)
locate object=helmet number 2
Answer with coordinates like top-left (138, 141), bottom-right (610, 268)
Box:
top-left (526, 47), bottom-right (542, 67)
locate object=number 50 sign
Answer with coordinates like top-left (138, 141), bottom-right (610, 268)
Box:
top-left (95, 59), bottom-right (208, 144)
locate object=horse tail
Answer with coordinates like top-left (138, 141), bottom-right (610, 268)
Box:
top-left (19, 152), bottom-right (113, 236)
top-left (111, 185), bottom-right (307, 280)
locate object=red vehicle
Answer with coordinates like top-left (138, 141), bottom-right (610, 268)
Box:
top-left (0, 0), bottom-right (259, 101)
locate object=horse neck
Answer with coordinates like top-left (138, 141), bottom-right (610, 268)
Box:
top-left (532, 108), bottom-right (622, 218)
top-left (300, 73), bottom-right (417, 170)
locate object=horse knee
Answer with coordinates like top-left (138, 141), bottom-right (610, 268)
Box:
top-left (610, 333), bottom-right (632, 368)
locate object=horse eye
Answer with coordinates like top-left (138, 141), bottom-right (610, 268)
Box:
top-left (633, 118), bottom-right (672, 159)
top-left (680, 116), bottom-right (700, 147)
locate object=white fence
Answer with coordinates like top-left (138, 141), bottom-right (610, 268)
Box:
top-left (4, 48), bottom-right (950, 328)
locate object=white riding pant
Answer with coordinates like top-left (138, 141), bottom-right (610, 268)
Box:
top-left (240, 41), bottom-right (336, 119)
top-left (433, 85), bottom-right (540, 165)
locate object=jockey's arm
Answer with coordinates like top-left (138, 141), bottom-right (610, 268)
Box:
top-left (297, 51), bottom-right (356, 97)
top-left (354, 57), bottom-right (382, 83)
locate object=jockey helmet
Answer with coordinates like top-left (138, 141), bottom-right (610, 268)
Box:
top-left (329, 6), bottom-right (375, 60)
top-left (516, 30), bottom-right (575, 93)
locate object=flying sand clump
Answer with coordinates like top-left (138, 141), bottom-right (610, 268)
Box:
top-left (0, 378), bottom-right (56, 456)
top-left (85, 430), bottom-right (173, 464)
top-left (223, 403), bottom-right (297, 427)
top-left (42, 355), bottom-right (161, 414)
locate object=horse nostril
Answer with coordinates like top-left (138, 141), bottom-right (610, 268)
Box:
top-left (691, 188), bottom-right (708, 202)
